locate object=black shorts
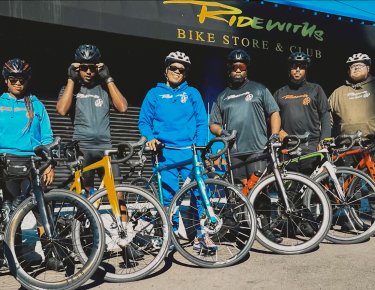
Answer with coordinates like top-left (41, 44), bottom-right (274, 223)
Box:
top-left (230, 152), bottom-right (267, 180)
top-left (79, 148), bottom-right (121, 188)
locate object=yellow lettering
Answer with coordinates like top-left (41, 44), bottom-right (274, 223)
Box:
top-left (241, 37), bottom-right (250, 47)
top-left (207, 33), bottom-right (215, 43)
top-left (262, 40), bottom-right (269, 50)
top-left (195, 31), bottom-right (205, 41)
top-left (222, 34), bottom-right (230, 45)
top-left (237, 16), bottom-right (253, 28)
top-left (252, 39), bottom-right (260, 48)
top-left (177, 28), bottom-right (186, 39)
top-left (232, 36), bottom-right (239, 46)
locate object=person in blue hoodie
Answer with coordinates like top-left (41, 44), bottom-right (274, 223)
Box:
top-left (138, 51), bottom-right (217, 251)
top-left (0, 58), bottom-right (54, 241)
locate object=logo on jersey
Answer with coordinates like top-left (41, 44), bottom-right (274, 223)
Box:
top-left (347, 91), bottom-right (370, 100)
top-left (224, 91), bottom-right (253, 101)
top-left (178, 92), bottom-right (189, 103)
top-left (95, 98), bottom-right (104, 107)
top-left (161, 94), bottom-right (173, 99)
top-left (282, 94), bottom-right (311, 106)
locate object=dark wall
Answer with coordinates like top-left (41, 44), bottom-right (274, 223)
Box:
top-left (0, 12), bottom-right (374, 110)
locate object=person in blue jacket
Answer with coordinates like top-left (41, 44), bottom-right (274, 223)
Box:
top-left (0, 58), bottom-right (55, 266)
top-left (138, 51), bottom-right (217, 251)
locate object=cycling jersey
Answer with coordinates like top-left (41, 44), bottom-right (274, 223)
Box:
top-left (138, 81), bottom-right (207, 147)
top-left (329, 75), bottom-right (375, 136)
top-left (210, 79), bottom-right (279, 154)
top-left (274, 81), bottom-right (331, 143)
top-left (0, 93), bottom-right (53, 155)
top-left (59, 84), bottom-right (112, 150)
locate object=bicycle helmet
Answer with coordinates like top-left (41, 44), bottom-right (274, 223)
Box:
top-left (346, 53), bottom-right (371, 66)
top-left (165, 51), bottom-right (191, 67)
top-left (74, 44), bottom-right (101, 63)
top-left (288, 52), bottom-right (311, 67)
top-left (2, 58), bottom-right (31, 79)
top-left (227, 49), bottom-right (250, 65)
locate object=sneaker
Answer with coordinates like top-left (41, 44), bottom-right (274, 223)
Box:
top-left (45, 256), bottom-right (64, 272)
top-left (341, 220), bottom-right (364, 232)
top-left (122, 244), bottom-right (144, 262)
top-left (193, 235), bottom-right (218, 252)
top-left (297, 221), bottom-right (315, 237)
top-left (263, 229), bottom-right (283, 244)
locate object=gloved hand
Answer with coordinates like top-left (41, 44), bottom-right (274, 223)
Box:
top-left (97, 63), bottom-right (114, 83)
top-left (67, 64), bottom-right (80, 82)
top-left (269, 133), bottom-right (280, 143)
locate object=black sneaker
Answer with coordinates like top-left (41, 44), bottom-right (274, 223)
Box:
top-left (45, 256), bottom-right (64, 272)
top-left (341, 220), bottom-right (364, 232)
top-left (297, 221), bottom-right (315, 237)
top-left (263, 229), bottom-right (283, 244)
top-left (123, 244), bottom-right (144, 262)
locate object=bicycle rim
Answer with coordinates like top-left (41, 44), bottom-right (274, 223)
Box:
top-left (169, 178), bottom-right (256, 268)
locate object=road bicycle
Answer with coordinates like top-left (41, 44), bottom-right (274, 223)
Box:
top-left (1, 137), bottom-right (105, 290)
top-left (211, 134), bottom-right (332, 254)
top-left (134, 132), bottom-right (257, 268)
top-left (59, 137), bottom-right (170, 282)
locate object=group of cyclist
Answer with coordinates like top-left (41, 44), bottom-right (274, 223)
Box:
top-left (0, 43), bottom-right (374, 258)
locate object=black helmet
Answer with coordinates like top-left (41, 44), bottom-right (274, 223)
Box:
top-left (74, 44), bottom-right (101, 63)
top-left (2, 58), bottom-right (31, 79)
top-left (346, 53), bottom-right (371, 66)
top-left (288, 52), bottom-right (311, 67)
top-left (227, 49), bottom-right (250, 65)
top-left (165, 51), bottom-right (191, 67)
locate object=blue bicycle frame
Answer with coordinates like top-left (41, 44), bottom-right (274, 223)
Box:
top-left (150, 144), bottom-right (218, 224)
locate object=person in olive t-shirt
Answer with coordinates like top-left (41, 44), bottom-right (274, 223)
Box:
top-left (329, 53), bottom-right (375, 137)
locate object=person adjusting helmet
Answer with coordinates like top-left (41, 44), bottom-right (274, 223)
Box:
top-left (164, 51), bottom-right (191, 67)
top-left (288, 52), bottom-right (311, 67)
top-left (2, 58), bottom-right (32, 80)
top-left (227, 49), bottom-right (250, 65)
top-left (346, 53), bottom-right (371, 66)
top-left (74, 44), bottom-right (102, 63)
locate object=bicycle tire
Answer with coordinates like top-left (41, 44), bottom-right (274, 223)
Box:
top-left (168, 178), bottom-right (256, 268)
top-left (75, 185), bottom-right (170, 282)
top-left (4, 189), bottom-right (105, 290)
top-left (130, 177), bottom-right (159, 199)
top-left (312, 166), bottom-right (375, 244)
top-left (249, 173), bottom-right (332, 254)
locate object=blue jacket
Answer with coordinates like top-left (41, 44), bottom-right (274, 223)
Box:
top-left (138, 81), bottom-right (207, 147)
top-left (0, 93), bottom-right (53, 156)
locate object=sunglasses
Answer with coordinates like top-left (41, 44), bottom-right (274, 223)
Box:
top-left (231, 63), bottom-right (247, 72)
top-left (169, 65), bottom-right (185, 73)
top-left (8, 76), bottom-right (27, 85)
top-left (79, 64), bottom-right (97, 72)
top-left (290, 63), bottom-right (307, 70)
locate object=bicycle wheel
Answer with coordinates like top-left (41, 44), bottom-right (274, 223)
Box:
top-left (312, 166), bottom-right (375, 244)
top-left (78, 185), bottom-right (170, 282)
top-left (131, 177), bottom-right (158, 199)
top-left (249, 173), bottom-right (332, 254)
top-left (4, 189), bottom-right (105, 290)
top-left (168, 178), bottom-right (256, 268)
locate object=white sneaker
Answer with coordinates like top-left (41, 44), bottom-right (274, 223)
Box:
top-left (193, 235), bottom-right (218, 252)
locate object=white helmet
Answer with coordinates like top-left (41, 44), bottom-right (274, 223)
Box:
top-left (165, 51), bottom-right (191, 67)
top-left (346, 53), bottom-right (371, 65)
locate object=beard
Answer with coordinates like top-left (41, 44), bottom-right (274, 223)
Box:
top-left (350, 73), bottom-right (368, 83)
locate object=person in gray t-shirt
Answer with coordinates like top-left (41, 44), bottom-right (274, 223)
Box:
top-left (56, 45), bottom-right (143, 260)
top-left (57, 44), bottom-right (127, 188)
top-left (210, 49), bottom-right (281, 243)
top-left (210, 49), bottom-right (280, 181)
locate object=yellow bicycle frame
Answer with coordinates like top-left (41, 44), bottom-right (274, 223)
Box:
top-left (69, 154), bottom-right (122, 217)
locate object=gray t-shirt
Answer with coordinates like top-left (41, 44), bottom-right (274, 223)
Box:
top-left (59, 84), bottom-right (112, 149)
top-left (210, 79), bottom-right (279, 154)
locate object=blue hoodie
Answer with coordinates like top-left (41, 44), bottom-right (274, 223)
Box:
top-left (138, 81), bottom-right (207, 147)
top-left (0, 93), bottom-right (53, 156)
